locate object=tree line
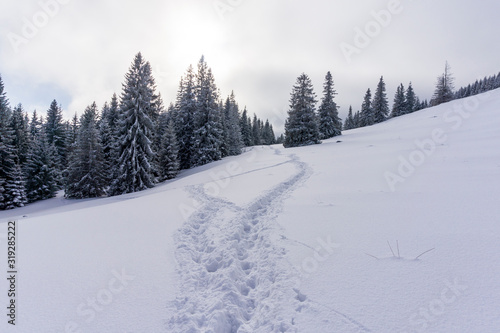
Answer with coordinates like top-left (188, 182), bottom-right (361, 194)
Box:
top-left (0, 53), bottom-right (277, 209)
top-left (283, 62), bottom-right (500, 147)
top-left (2, 59), bottom-right (499, 209)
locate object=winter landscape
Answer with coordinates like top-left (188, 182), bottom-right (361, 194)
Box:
top-left (1, 1), bottom-right (500, 332)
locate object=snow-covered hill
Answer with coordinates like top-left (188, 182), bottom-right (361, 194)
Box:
top-left (1, 89), bottom-right (500, 332)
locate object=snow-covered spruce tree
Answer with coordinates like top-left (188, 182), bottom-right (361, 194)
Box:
top-left (359, 88), bottom-right (373, 127)
top-left (0, 81), bottom-right (27, 209)
top-left (150, 91), bottom-right (166, 179)
top-left (405, 82), bottom-right (416, 114)
top-left (29, 110), bottom-right (42, 138)
top-left (390, 84), bottom-right (406, 118)
top-left (353, 110), bottom-right (361, 128)
top-left (65, 102), bottom-right (106, 199)
top-left (158, 120), bottom-right (180, 181)
top-left (24, 127), bottom-right (59, 203)
top-left (107, 93), bottom-right (120, 135)
top-left (191, 57), bottom-right (224, 167)
top-left (99, 94), bottom-right (121, 183)
top-left (284, 73), bottom-right (320, 148)
top-left (45, 99), bottom-right (67, 174)
top-left (174, 66), bottom-right (197, 169)
top-left (223, 91), bottom-right (243, 155)
top-left (318, 71), bottom-right (342, 139)
top-left (262, 120), bottom-right (276, 145)
top-left (372, 76), bottom-right (390, 124)
top-left (99, 104), bottom-right (114, 184)
top-left (240, 107), bottom-right (253, 147)
top-left (343, 106), bottom-right (355, 130)
top-left (10, 104), bottom-right (30, 165)
top-left (251, 114), bottom-right (261, 146)
top-left (65, 113), bottom-right (79, 158)
top-left (109, 52), bottom-right (157, 196)
top-left (431, 61), bottom-right (455, 106)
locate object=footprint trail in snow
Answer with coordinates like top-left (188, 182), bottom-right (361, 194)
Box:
top-left (167, 151), bottom-right (370, 332)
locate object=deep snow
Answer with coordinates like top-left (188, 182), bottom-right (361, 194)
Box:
top-left (1, 89), bottom-right (500, 332)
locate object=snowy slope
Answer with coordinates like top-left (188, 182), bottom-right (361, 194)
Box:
top-left (1, 89), bottom-right (500, 332)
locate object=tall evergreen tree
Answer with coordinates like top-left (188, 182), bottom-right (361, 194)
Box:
top-left (318, 71), bottom-right (342, 139)
top-left (24, 128), bottom-right (59, 203)
top-left (240, 107), bottom-right (253, 147)
top-left (251, 114), bottom-right (261, 146)
top-left (431, 61), bottom-right (455, 106)
top-left (283, 73), bottom-right (320, 148)
top-left (372, 76), bottom-right (390, 123)
top-left (100, 95), bottom-right (121, 182)
top-left (158, 120), bottom-right (180, 181)
top-left (223, 92), bottom-right (243, 155)
top-left (66, 102), bottom-right (106, 198)
top-left (344, 106), bottom-right (355, 130)
top-left (45, 99), bottom-right (67, 171)
top-left (10, 104), bottom-right (30, 165)
top-left (391, 84), bottom-right (406, 118)
top-left (29, 110), bottom-right (42, 138)
top-left (0, 78), bottom-right (26, 210)
top-left (261, 119), bottom-right (276, 145)
top-left (405, 82), bottom-right (416, 114)
top-left (110, 52), bottom-right (157, 195)
top-left (175, 66), bottom-right (197, 169)
top-left (359, 88), bottom-right (374, 127)
top-left (353, 110), bottom-right (361, 128)
top-left (191, 57), bottom-right (224, 167)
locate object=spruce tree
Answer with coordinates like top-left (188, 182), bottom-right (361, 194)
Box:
top-left (223, 92), bottom-right (243, 155)
top-left (431, 61), bottom-right (455, 106)
top-left (175, 66), bottom-right (197, 169)
top-left (353, 111), bottom-right (361, 128)
top-left (372, 76), bottom-right (390, 123)
top-left (158, 120), bottom-right (180, 181)
top-left (318, 71), bottom-right (342, 139)
top-left (191, 57), bottom-right (224, 167)
top-left (24, 128), bottom-right (59, 203)
top-left (66, 103), bottom-right (106, 198)
top-left (391, 84), bottom-right (406, 118)
top-left (0, 79), bottom-right (25, 210)
top-left (252, 114), bottom-right (261, 146)
top-left (240, 107), bottom-right (253, 147)
top-left (29, 110), bottom-right (42, 138)
top-left (9, 104), bottom-right (30, 165)
top-left (359, 89), bottom-right (374, 127)
top-left (110, 52), bottom-right (157, 195)
top-left (283, 73), bottom-right (320, 148)
top-left (344, 106), bottom-right (355, 130)
top-left (65, 113), bottom-right (79, 156)
top-left (405, 82), bottom-right (416, 114)
top-left (45, 99), bottom-right (67, 171)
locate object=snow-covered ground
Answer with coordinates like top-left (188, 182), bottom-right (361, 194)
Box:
top-left (1, 89), bottom-right (500, 332)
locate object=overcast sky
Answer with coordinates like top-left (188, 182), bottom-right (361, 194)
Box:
top-left (1, 0), bottom-right (499, 132)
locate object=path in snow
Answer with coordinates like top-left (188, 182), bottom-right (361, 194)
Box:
top-left (167, 150), bottom-right (371, 332)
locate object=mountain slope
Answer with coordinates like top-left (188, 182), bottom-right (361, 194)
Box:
top-left (1, 89), bottom-right (499, 332)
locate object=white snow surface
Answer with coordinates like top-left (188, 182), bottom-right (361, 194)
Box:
top-left (1, 89), bottom-right (500, 332)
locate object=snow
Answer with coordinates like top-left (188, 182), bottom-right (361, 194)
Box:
top-left (1, 89), bottom-right (500, 332)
